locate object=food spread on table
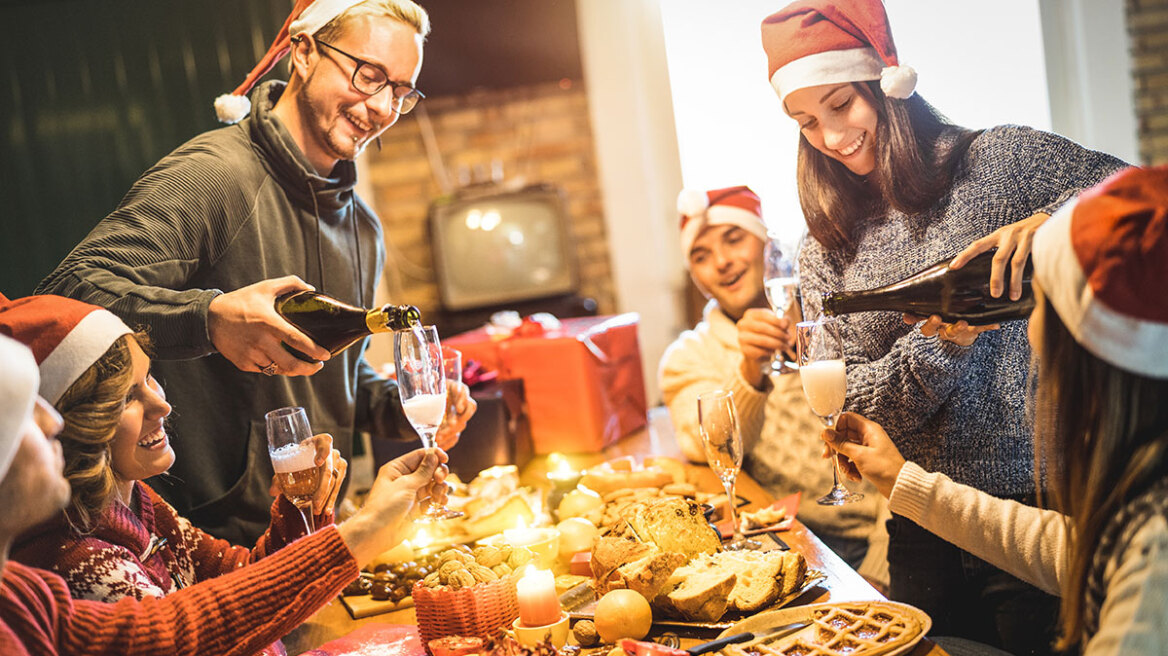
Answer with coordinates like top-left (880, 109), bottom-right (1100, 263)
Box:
top-left (336, 455), bottom-right (921, 655)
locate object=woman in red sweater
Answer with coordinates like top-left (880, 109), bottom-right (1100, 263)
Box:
top-left (0, 326), bottom-right (450, 654)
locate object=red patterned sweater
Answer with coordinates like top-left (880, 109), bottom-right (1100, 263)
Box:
top-left (11, 481), bottom-right (333, 601)
top-left (0, 525), bottom-right (357, 655)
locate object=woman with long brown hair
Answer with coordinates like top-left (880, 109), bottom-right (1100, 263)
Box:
top-left (823, 165), bottom-right (1168, 654)
top-left (760, 2), bottom-right (1128, 653)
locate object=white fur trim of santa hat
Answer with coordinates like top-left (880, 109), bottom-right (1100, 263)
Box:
top-left (0, 295), bottom-right (133, 404)
top-left (0, 334), bottom-right (38, 480)
top-left (1032, 168), bottom-right (1168, 378)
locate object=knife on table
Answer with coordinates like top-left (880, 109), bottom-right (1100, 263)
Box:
top-left (618, 619), bottom-right (810, 656)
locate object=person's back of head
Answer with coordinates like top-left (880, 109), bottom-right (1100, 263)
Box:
top-left (1030, 165), bottom-right (1168, 649)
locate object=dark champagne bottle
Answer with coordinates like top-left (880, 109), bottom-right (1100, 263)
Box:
top-left (275, 291), bottom-right (422, 363)
top-left (821, 248), bottom-right (1034, 325)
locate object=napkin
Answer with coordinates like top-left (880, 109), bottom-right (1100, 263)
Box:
top-left (715, 491), bottom-right (800, 537)
top-left (298, 623), bottom-right (424, 656)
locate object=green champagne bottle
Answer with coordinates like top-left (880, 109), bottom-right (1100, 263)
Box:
top-left (275, 291), bottom-right (422, 363)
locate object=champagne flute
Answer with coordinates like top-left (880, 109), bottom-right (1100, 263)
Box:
top-left (796, 318), bottom-right (863, 506)
top-left (697, 390), bottom-right (761, 551)
top-left (394, 326), bottom-right (463, 521)
top-left (265, 406), bottom-right (322, 534)
top-left (763, 238), bottom-right (800, 374)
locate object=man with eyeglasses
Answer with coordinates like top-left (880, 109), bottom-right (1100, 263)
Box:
top-left (37, 0), bottom-right (476, 545)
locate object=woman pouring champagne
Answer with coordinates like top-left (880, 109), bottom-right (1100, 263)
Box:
top-left (760, 1), bottom-right (1127, 651)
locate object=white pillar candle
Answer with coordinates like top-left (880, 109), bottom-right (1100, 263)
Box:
top-left (515, 567), bottom-right (561, 627)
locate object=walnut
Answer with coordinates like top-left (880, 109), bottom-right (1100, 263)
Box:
top-left (573, 620), bottom-right (599, 647)
top-left (448, 569), bottom-right (476, 589)
top-left (438, 560), bottom-right (467, 582)
top-left (507, 546), bottom-right (534, 569)
top-left (422, 572), bottom-right (441, 588)
top-left (491, 563), bottom-right (513, 577)
top-left (468, 563), bottom-right (498, 583)
top-left (473, 545), bottom-right (505, 567)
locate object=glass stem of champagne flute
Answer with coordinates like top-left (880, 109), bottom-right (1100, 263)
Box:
top-left (826, 414), bottom-right (847, 492)
top-left (295, 502), bottom-right (315, 535)
top-left (723, 477), bottom-right (743, 544)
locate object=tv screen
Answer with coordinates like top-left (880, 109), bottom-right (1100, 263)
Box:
top-left (429, 185), bottom-right (577, 311)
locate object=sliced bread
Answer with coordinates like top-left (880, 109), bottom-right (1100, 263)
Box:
top-left (665, 559), bottom-right (737, 622)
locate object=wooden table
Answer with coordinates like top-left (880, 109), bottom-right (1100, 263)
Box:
top-left (285, 409), bottom-right (945, 655)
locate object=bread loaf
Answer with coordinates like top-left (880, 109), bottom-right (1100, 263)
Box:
top-left (664, 559), bottom-right (736, 622)
top-left (623, 497), bottom-right (720, 558)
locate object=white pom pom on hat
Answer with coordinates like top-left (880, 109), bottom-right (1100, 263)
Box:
top-left (0, 333), bottom-right (37, 482)
top-left (762, 0), bottom-right (917, 103)
top-left (676, 188), bottom-right (711, 218)
top-left (214, 0), bottom-right (366, 124)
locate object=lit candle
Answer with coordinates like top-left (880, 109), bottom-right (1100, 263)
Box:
top-left (516, 567), bottom-right (562, 627)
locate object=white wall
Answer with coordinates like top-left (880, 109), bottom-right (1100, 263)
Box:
top-left (576, 0), bottom-right (687, 405)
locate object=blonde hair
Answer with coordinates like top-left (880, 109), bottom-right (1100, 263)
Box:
top-left (54, 333), bottom-right (149, 533)
top-left (315, 0), bottom-right (431, 43)
top-left (1033, 297), bottom-right (1168, 650)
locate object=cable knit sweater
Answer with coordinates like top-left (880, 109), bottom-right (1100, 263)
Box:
top-left (891, 463), bottom-right (1168, 655)
top-left (0, 525), bottom-right (357, 656)
top-left (11, 481), bottom-right (331, 602)
top-left (660, 300), bottom-right (888, 583)
top-left (799, 125), bottom-right (1126, 496)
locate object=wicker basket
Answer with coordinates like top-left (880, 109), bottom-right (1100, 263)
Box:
top-left (413, 575), bottom-right (520, 652)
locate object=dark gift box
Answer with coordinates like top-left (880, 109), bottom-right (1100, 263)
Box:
top-left (372, 379), bottom-right (532, 481)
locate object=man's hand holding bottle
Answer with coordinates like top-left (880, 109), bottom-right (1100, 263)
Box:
top-left (208, 275), bottom-right (331, 377)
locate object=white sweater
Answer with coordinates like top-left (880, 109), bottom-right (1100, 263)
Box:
top-left (659, 301), bottom-right (889, 584)
top-left (891, 462), bottom-right (1168, 655)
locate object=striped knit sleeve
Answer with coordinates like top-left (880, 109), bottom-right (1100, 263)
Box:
top-left (56, 525), bottom-right (357, 656)
top-left (35, 140), bottom-right (258, 359)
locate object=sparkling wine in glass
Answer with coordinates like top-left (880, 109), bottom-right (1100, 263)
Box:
top-left (763, 239), bottom-right (800, 374)
top-left (796, 318), bottom-right (863, 506)
top-left (697, 390), bottom-right (761, 550)
top-left (265, 406), bottom-right (321, 534)
top-left (394, 325), bottom-right (463, 521)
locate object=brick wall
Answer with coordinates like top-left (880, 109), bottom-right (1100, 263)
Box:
top-left (1129, 0), bottom-right (1168, 164)
top-left (362, 80), bottom-right (617, 318)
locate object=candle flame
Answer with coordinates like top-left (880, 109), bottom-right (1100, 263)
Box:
top-left (521, 564), bottom-right (538, 579)
top-left (512, 516), bottom-right (528, 531)
top-left (546, 453), bottom-right (576, 479)
top-left (413, 527), bottom-right (432, 549)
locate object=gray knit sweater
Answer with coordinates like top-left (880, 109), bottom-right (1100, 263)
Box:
top-left (799, 125), bottom-right (1126, 497)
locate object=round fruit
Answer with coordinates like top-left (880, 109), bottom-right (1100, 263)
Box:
top-left (557, 487), bottom-right (604, 519)
top-left (556, 517), bottom-right (600, 558)
top-left (594, 589), bottom-right (652, 643)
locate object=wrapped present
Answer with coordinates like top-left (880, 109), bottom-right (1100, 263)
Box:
top-left (373, 379), bottom-right (532, 480)
top-left (444, 314), bottom-right (648, 453)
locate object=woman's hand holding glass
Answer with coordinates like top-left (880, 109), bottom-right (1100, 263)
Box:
top-left (336, 448), bottom-right (450, 568)
top-left (821, 412), bottom-right (906, 500)
top-left (267, 432), bottom-right (347, 517)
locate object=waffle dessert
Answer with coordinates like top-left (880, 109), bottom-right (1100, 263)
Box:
top-left (722, 602), bottom-right (923, 656)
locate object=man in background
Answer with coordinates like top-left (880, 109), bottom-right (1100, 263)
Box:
top-left (37, 0), bottom-right (473, 544)
top-left (659, 185), bottom-right (887, 586)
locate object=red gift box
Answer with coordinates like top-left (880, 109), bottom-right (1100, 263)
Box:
top-left (444, 314), bottom-right (647, 453)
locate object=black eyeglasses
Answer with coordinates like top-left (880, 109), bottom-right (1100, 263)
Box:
top-left (313, 39), bottom-right (424, 114)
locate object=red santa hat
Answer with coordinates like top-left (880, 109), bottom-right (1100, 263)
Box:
top-left (1032, 166), bottom-right (1168, 378)
top-left (214, 0), bottom-right (369, 124)
top-left (677, 185), bottom-right (768, 266)
top-left (0, 295), bottom-right (133, 404)
top-left (761, 0), bottom-right (917, 104)
top-left (0, 334), bottom-right (38, 481)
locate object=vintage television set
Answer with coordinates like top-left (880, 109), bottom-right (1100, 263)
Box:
top-left (428, 183), bottom-right (594, 334)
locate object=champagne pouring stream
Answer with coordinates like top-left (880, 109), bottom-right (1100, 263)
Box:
top-left (796, 318), bottom-right (863, 506)
top-left (394, 326), bottom-right (463, 521)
